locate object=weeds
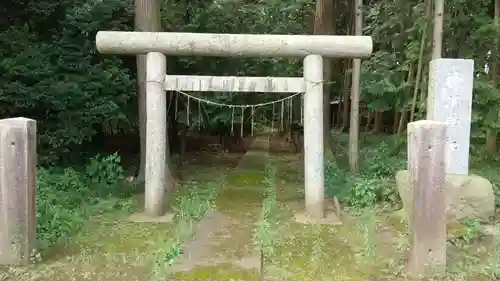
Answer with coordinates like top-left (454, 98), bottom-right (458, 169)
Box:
top-left (290, 131), bottom-right (500, 280)
top-left (150, 179), bottom-right (222, 280)
top-left (327, 130), bottom-right (500, 211)
top-left (36, 153), bottom-right (133, 253)
top-left (253, 162), bottom-right (281, 281)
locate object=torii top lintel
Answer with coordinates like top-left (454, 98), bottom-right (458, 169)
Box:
top-left (95, 31), bottom-right (373, 59)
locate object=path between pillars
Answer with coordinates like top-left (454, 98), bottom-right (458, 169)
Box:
top-left (170, 135), bottom-right (271, 280)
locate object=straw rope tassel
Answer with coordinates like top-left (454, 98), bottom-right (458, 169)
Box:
top-left (175, 91), bottom-right (179, 117)
top-left (240, 107), bottom-right (244, 137)
top-left (230, 106), bottom-right (235, 136)
top-left (271, 103), bottom-right (275, 132)
top-left (280, 100), bottom-right (284, 132)
top-left (289, 96), bottom-right (293, 125)
top-left (251, 106), bottom-right (255, 136)
top-left (198, 100), bottom-right (202, 130)
top-left (300, 94), bottom-right (304, 125)
top-left (186, 96), bottom-right (190, 126)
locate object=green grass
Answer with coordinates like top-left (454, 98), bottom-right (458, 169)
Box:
top-left (0, 154), bottom-right (231, 281)
top-left (266, 131), bottom-right (500, 281)
top-left (4, 131), bottom-right (500, 281)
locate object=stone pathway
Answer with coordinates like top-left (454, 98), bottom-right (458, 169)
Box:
top-left (170, 135), bottom-right (271, 280)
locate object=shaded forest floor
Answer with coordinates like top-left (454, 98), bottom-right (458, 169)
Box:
top-left (1, 133), bottom-right (499, 281)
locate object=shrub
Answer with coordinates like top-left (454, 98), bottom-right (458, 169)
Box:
top-left (36, 153), bottom-right (127, 251)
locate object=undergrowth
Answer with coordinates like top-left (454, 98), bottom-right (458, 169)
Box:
top-left (36, 153), bottom-right (135, 254)
top-left (324, 130), bottom-right (500, 211)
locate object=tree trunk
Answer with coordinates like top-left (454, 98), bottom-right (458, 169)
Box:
top-left (365, 110), bottom-right (373, 133)
top-left (409, 0), bottom-right (431, 123)
top-left (341, 58), bottom-right (352, 131)
top-left (134, 0), bottom-right (162, 184)
top-left (397, 110), bottom-right (408, 135)
top-left (349, 0), bottom-right (363, 173)
top-left (486, 0), bottom-right (500, 153)
top-left (341, 17), bottom-right (354, 132)
top-left (332, 105), bottom-right (338, 127)
top-left (373, 111), bottom-right (382, 133)
top-left (393, 110), bottom-right (401, 134)
top-left (432, 0), bottom-right (444, 60)
top-left (336, 102), bottom-right (342, 128)
top-left (398, 64), bottom-right (415, 135)
top-left (314, 0), bottom-right (337, 160)
top-left (486, 132), bottom-right (497, 152)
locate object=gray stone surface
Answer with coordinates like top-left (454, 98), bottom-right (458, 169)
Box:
top-left (396, 170), bottom-right (495, 222)
top-left (426, 59), bottom-right (474, 175)
top-left (0, 118), bottom-right (37, 265)
top-left (303, 55), bottom-right (325, 220)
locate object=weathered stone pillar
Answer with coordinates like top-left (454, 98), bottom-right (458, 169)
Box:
top-left (406, 120), bottom-right (447, 278)
top-left (303, 55), bottom-right (325, 219)
top-left (0, 117), bottom-right (37, 265)
top-left (144, 52), bottom-right (167, 217)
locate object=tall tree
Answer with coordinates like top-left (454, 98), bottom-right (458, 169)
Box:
top-left (349, 0), bottom-right (363, 173)
top-left (432, 0), bottom-right (444, 60)
top-left (314, 0), bottom-right (337, 160)
top-left (486, 0), bottom-right (500, 153)
top-left (134, 0), bottom-right (162, 184)
top-left (409, 0), bottom-right (432, 124)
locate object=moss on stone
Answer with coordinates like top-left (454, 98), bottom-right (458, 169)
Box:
top-left (226, 171), bottom-right (266, 186)
top-left (172, 263), bottom-right (259, 281)
top-left (385, 210), bottom-right (470, 240)
top-left (446, 220), bottom-right (469, 239)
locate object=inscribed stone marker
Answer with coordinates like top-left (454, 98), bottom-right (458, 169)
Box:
top-left (0, 118), bottom-right (37, 265)
top-left (426, 58), bottom-right (474, 175)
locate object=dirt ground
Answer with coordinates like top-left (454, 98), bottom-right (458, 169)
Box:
top-left (1, 134), bottom-right (498, 281)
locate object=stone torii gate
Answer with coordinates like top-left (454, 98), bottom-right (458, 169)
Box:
top-left (95, 31), bottom-right (373, 220)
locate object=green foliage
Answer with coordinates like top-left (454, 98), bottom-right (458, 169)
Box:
top-left (0, 0), bottom-right (134, 165)
top-left (171, 181), bottom-right (218, 220)
top-left (160, 0), bottom-right (315, 130)
top-left (471, 158), bottom-right (500, 207)
top-left (324, 133), bottom-right (406, 210)
top-left (360, 140), bottom-right (406, 178)
top-left (36, 154), bottom-right (130, 252)
top-left (322, 161), bottom-right (352, 200)
top-left (362, 0), bottom-right (500, 139)
top-left (345, 177), bottom-right (385, 209)
top-left (326, 131), bottom-right (500, 211)
top-left (3, 0), bottom-right (500, 166)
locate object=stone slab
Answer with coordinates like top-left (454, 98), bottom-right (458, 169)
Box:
top-left (426, 58), bottom-right (474, 175)
top-left (293, 211), bottom-right (342, 225)
top-left (127, 212), bottom-right (175, 223)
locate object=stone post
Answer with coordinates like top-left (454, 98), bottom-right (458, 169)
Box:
top-left (406, 120), bottom-right (447, 278)
top-left (0, 118), bottom-right (37, 265)
top-left (427, 59), bottom-right (474, 175)
top-left (303, 55), bottom-right (325, 219)
top-left (144, 52), bottom-right (167, 217)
